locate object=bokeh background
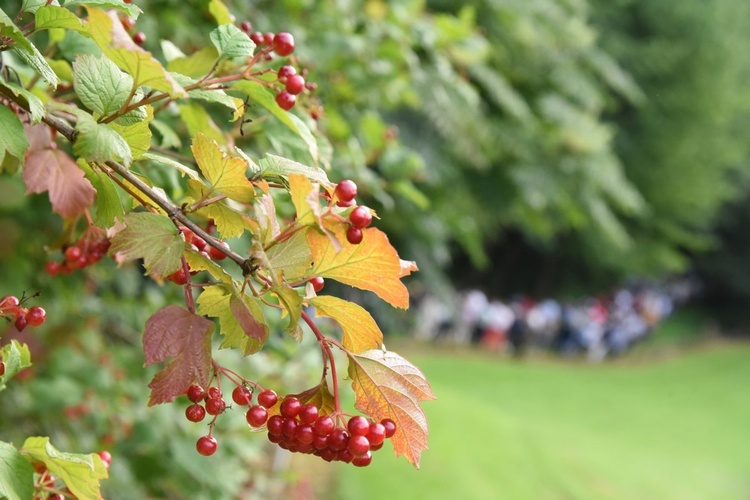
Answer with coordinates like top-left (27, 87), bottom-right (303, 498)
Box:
top-left (1, 0), bottom-right (750, 498)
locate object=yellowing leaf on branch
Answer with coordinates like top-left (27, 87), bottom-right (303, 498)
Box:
top-left (191, 133), bottom-right (255, 203)
top-left (347, 349), bottom-right (436, 468)
top-left (307, 225), bottom-right (417, 309)
top-left (311, 295), bottom-right (383, 353)
top-left (196, 284), bottom-right (269, 355)
top-left (143, 305), bottom-right (214, 405)
top-left (23, 148), bottom-right (95, 218)
top-left (109, 212), bottom-right (184, 278)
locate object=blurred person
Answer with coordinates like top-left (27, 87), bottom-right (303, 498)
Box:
top-left (479, 299), bottom-right (514, 351)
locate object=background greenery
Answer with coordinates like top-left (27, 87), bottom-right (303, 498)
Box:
top-left (2, 0), bottom-right (750, 498)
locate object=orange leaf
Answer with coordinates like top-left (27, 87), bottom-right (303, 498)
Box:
top-left (310, 295), bottom-right (383, 353)
top-left (23, 148), bottom-right (95, 217)
top-left (307, 226), bottom-right (416, 309)
top-left (347, 349), bottom-right (436, 468)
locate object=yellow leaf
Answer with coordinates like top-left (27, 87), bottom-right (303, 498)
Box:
top-left (186, 180), bottom-right (258, 239)
top-left (191, 133), bottom-right (255, 203)
top-left (111, 105), bottom-right (153, 160)
top-left (310, 295), bottom-right (383, 353)
top-left (307, 225), bottom-right (417, 309)
top-left (288, 173), bottom-right (321, 226)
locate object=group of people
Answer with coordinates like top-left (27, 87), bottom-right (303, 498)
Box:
top-left (414, 279), bottom-right (696, 361)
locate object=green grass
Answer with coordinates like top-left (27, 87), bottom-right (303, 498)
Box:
top-left (334, 343), bottom-right (750, 500)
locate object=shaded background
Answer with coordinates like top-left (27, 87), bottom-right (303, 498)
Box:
top-left (1, 0), bottom-right (749, 498)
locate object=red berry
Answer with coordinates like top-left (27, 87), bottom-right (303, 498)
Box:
top-left (186, 404), bottom-right (206, 422)
top-left (275, 90), bottom-right (296, 111)
top-left (267, 415), bottom-right (284, 435)
top-left (282, 417), bottom-right (299, 438)
top-left (250, 32), bottom-right (264, 45)
top-left (0, 295), bottom-right (19, 316)
top-left (14, 313), bottom-right (27, 332)
top-left (328, 428), bottom-right (350, 451)
top-left (263, 32), bottom-right (275, 46)
top-left (280, 397), bottom-right (301, 418)
top-left (285, 74), bottom-right (305, 95)
top-left (232, 386), bottom-right (253, 406)
top-left (321, 448), bottom-right (337, 462)
top-left (367, 422), bottom-right (386, 446)
top-left (208, 244), bottom-right (228, 261)
top-left (98, 450), bottom-right (112, 465)
top-left (309, 276), bottom-right (325, 293)
top-left (205, 397), bottom-right (226, 415)
top-left (207, 386), bottom-right (222, 400)
top-left (346, 227), bottom-right (363, 245)
top-left (348, 416), bottom-right (371, 437)
top-left (0, 361), bottom-right (5, 376)
top-left (257, 389), bottom-right (278, 408)
top-left (49, 494), bottom-right (65, 500)
top-left (26, 306), bottom-right (46, 327)
top-left (347, 435), bottom-right (370, 457)
top-left (305, 82), bottom-right (318, 91)
top-left (334, 180), bottom-right (358, 202)
top-left (45, 261), bottom-right (62, 276)
top-left (352, 451), bottom-right (372, 467)
top-left (65, 246), bottom-right (82, 263)
top-left (298, 403), bottom-right (319, 424)
top-left (382, 418), bottom-right (396, 438)
top-left (246, 405), bottom-right (268, 427)
top-left (272, 32), bottom-right (295, 56)
top-left (168, 267), bottom-right (188, 285)
top-left (120, 16), bottom-right (135, 31)
top-left (187, 384), bottom-right (205, 403)
top-left (349, 206), bottom-right (373, 229)
top-left (336, 198), bottom-right (356, 208)
top-left (314, 415), bottom-right (335, 436)
top-left (370, 441), bottom-right (384, 451)
top-left (268, 433), bottom-right (282, 444)
top-left (312, 433), bottom-right (328, 449)
top-left (196, 436), bottom-right (218, 456)
top-left (277, 65), bottom-right (296, 81)
top-left (296, 424), bottom-right (315, 444)
top-left (240, 21), bottom-right (252, 33)
top-left (133, 32), bottom-right (146, 46)
top-left (338, 448), bottom-right (354, 463)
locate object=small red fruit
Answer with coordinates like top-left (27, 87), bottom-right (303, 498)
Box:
top-left (196, 436), bottom-right (218, 456)
top-left (367, 422), bottom-right (386, 446)
top-left (45, 261), bottom-right (62, 276)
top-left (298, 403), bottom-right (319, 424)
top-left (207, 386), bottom-right (222, 400)
top-left (205, 397), bottom-right (226, 416)
top-left (347, 416), bottom-right (371, 437)
top-left (26, 306), bottom-right (46, 327)
top-left (347, 435), bottom-right (371, 457)
top-left (208, 244), bottom-right (228, 261)
top-left (328, 428), bottom-right (350, 451)
top-left (285, 74), bottom-right (305, 95)
top-left (349, 206), bottom-right (373, 229)
top-left (187, 384), bottom-right (205, 403)
top-left (275, 90), bottom-right (296, 111)
top-left (382, 418), bottom-right (397, 438)
top-left (263, 32), bottom-right (275, 46)
top-left (314, 415), bottom-right (335, 436)
top-left (272, 32), bottom-right (295, 56)
top-left (309, 276), bottom-right (325, 293)
top-left (14, 313), bottom-right (27, 332)
top-left (231, 386), bottom-right (253, 406)
top-left (0, 361), bottom-right (5, 376)
top-left (277, 65), bottom-right (296, 82)
top-left (334, 180), bottom-right (358, 202)
top-left (346, 227), bottom-right (363, 245)
top-left (352, 451), bottom-right (373, 467)
top-left (267, 415), bottom-right (284, 435)
top-left (98, 450), bottom-right (113, 465)
top-left (132, 32), bottom-right (146, 46)
top-left (65, 246), bottom-right (82, 263)
top-left (257, 389), bottom-right (278, 408)
top-left (186, 404), bottom-right (206, 422)
top-left (250, 32), bottom-right (264, 45)
top-left (0, 295), bottom-right (19, 316)
top-left (246, 405), bottom-right (268, 427)
top-left (240, 21), bottom-right (252, 33)
top-left (280, 397), bottom-right (301, 418)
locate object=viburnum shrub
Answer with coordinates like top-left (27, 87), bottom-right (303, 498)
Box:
top-left (0, 0), bottom-right (434, 497)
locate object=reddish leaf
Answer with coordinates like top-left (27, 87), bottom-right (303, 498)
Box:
top-left (23, 148), bottom-right (95, 217)
top-left (307, 226), bottom-right (417, 309)
top-left (24, 123), bottom-right (53, 155)
top-left (347, 349), bottom-right (436, 468)
top-left (143, 305), bottom-right (214, 406)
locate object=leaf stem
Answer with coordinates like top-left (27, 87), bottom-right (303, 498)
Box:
top-left (182, 256), bottom-right (195, 313)
top-left (302, 310), bottom-right (342, 414)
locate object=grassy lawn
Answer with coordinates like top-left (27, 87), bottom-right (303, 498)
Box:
top-left (334, 342), bottom-right (750, 500)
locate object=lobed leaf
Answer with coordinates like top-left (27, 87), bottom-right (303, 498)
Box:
top-left (65, 0), bottom-right (141, 19)
top-left (257, 154), bottom-right (331, 185)
top-left (72, 54), bottom-right (133, 116)
top-left (20, 437), bottom-right (108, 500)
top-left (78, 161), bottom-right (125, 227)
top-left (208, 0), bottom-right (233, 25)
top-left (0, 341), bottom-right (32, 392)
top-left (209, 24), bottom-right (256, 60)
top-left (34, 5), bottom-right (88, 33)
top-left (143, 305), bottom-right (214, 405)
top-left (74, 111), bottom-right (132, 166)
top-left (288, 173), bottom-right (323, 227)
top-left (0, 80), bottom-right (45, 123)
top-left (186, 179), bottom-right (258, 239)
top-left (172, 73), bottom-right (245, 121)
top-left (184, 250), bottom-right (232, 284)
top-left (0, 106), bottom-right (29, 174)
top-left (191, 133), bottom-right (255, 203)
top-left (310, 295), bottom-right (383, 353)
top-left (0, 441), bottom-right (34, 500)
top-left (307, 225), bottom-right (417, 309)
top-left (110, 105), bottom-right (153, 160)
top-left (265, 229), bottom-right (313, 283)
top-left (196, 284), bottom-right (268, 355)
top-left (347, 349), bottom-right (436, 468)
top-left (0, 8), bottom-right (58, 86)
top-left (23, 148), bottom-right (96, 218)
top-left (109, 212), bottom-right (184, 278)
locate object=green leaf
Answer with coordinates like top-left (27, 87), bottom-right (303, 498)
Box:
top-left (21, 0), bottom-right (61, 15)
top-left (266, 229), bottom-right (313, 283)
top-left (191, 133), bottom-right (255, 203)
top-left (110, 105), bottom-right (153, 160)
top-left (272, 278), bottom-right (303, 339)
top-left (172, 73), bottom-right (244, 121)
top-left (20, 437), bottom-right (108, 500)
top-left (143, 152), bottom-right (199, 180)
top-left (0, 8), bottom-right (59, 86)
top-left (0, 80), bottom-right (45, 123)
top-left (166, 47), bottom-right (220, 79)
top-left (0, 341), bottom-right (32, 392)
top-left (150, 119), bottom-right (182, 149)
top-left (109, 212), bottom-right (183, 278)
top-left (209, 24), bottom-right (255, 60)
top-left (79, 161), bottom-right (125, 226)
top-left (72, 54), bottom-right (133, 116)
top-left (86, 7), bottom-right (185, 97)
top-left (0, 106), bottom-right (29, 172)
top-left (48, 58), bottom-right (74, 82)
top-left (65, 0), bottom-right (141, 19)
top-left (196, 284), bottom-right (269, 355)
top-left (257, 154), bottom-right (330, 185)
top-left (0, 441), bottom-right (34, 500)
top-left (74, 111), bottom-right (132, 166)
top-left (208, 0), bottom-right (233, 25)
top-left (34, 5), bottom-right (88, 33)
top-left (177, 102), bottom-right (225, 145)
top-left (184, 250), bottom-right (232, 284)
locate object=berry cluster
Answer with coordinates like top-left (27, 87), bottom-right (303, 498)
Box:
top-left (183, 383), bottom-right (234, 456)
top-left (332, 180), bottom-right (373, 245)
top-left (45, 229), bottom-right (111, 276)
top-left (166, 226), bottom-right (229, 285)
top-left (1, 295), bottom-right (46, 332)
top-left (117, 11), bottom-right (145, 46)
top-left (245, 393), bottom-right (396, 467)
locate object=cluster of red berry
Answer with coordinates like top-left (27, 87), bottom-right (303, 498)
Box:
top-left (184, 383), bottom-right (243, 456)
top-left (30, 451), bottom-right (111, 500)
top-left (0, 295), bottom-right (46, 332)
top-left (165, 226), bottom-right (228, 285)
top-left (332, 180), bottom-right (374, 245)
top-left (248, 394), bottom-right (396, 467)
top-left (45, 230), bottom-right (111, 276)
